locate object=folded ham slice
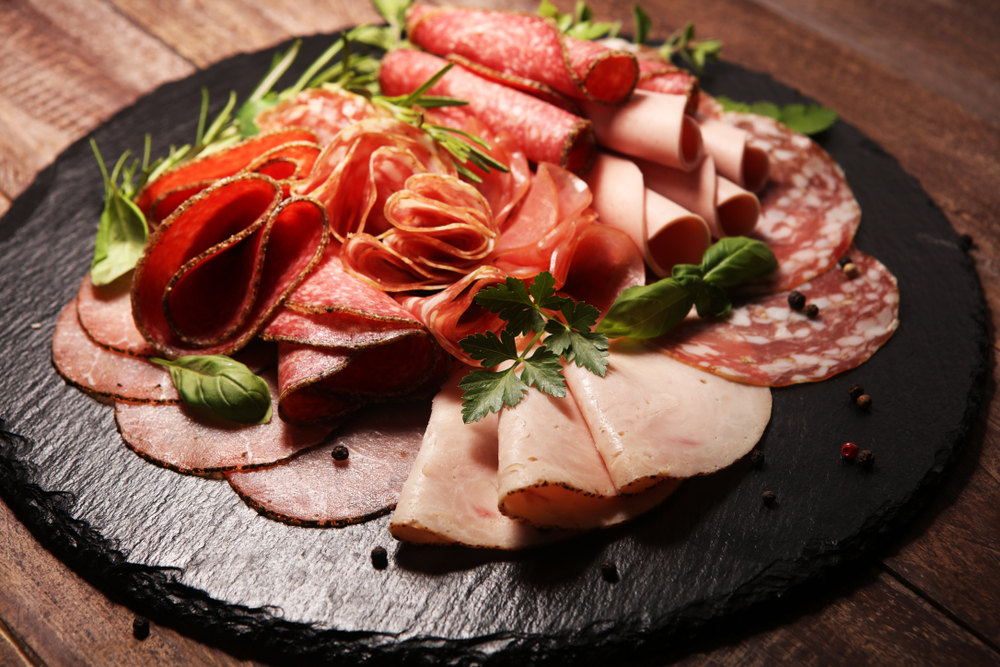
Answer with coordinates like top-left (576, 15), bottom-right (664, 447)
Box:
top-left (564, 339), bottom-right (772, 492)
top-left (698, 115), bottom-right (770, 193)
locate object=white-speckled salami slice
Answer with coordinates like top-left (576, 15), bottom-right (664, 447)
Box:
top-left (649, 248), bottom-right (899, 386)
top-left (225, 401), bottom-right (429, 526)
top-left (720, 112), bottom-right (861, 293)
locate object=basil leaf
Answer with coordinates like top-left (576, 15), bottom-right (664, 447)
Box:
top-left (152, 356), bottom-right (272, 424)
top-left (597, 280), bottom-right (695, 339)
top-left (691, 281), bottom-right (732, 318)
top-left (700, 237), bottom-right (778, 288)
top-left (779, 103), bottom-right (838, 135)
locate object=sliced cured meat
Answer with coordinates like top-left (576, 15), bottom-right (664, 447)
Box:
top-left (294, 117), bottom-right (456, 241)
top-left (76, 272), bottom-right (157, 357)
top-left (131, 176), bottom-right (329, 357)
top-left (584, 152), bottom-right (710, 277)
top-left (650, 248), bottom-right (899, 386)
top-left (596, 38), bottom-right (700, 113)
top-left (580, 91), bottom-right (703, 172)
top-left (254, 88), bottom-right (390, 145)
top-left (135, 129), bottom-right (318, 224)
top-left (564, 339), bottom-right (772, 492)
top-left (52, 299), bottom-right (179, 403)
top-left (390, 365), bottom-right (560, 549)
top-left (241, 141), bottom-right (321, 197)
top-left (262, 308), bottom-right (421, 350)
top-left (698, 115), bottom-right (769, 193)
top-left (226, 401), bottom-right (429, 526)
top-left (716, 111), bottom-right (861, 293)
top-left (379, 49), bottom-right (595, 172)
top-left (497, 385), bottom-right (682, 530)
top-left (716, 175), bottom-right (761, 238)
top-left (558, 222), bottom-right (646, 316)
top-left (407, 4), bottom-right (638, 105)
top-left (115, 367), bottom-right (333, 474)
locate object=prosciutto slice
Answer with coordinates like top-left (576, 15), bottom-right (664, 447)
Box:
top-left (254, 88), bottom-right (390, 145)
top-left (564, 339), bottom-right (772, 492)
top-left (407, 4), bottom-right (638, 105)
top-left (650, 247), bottom-right (899, 386)
top-left (115, 367), bottom-right (332, 474)
top-left (379, 49), bottom-right (595, 172)
top-left (226, 401), bottom-right (429, 526)
top-left (131, 176), bottom-right (328, 357)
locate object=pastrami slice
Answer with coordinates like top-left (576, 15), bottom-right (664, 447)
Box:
top-left (76, 272), bottom-right (157, 357)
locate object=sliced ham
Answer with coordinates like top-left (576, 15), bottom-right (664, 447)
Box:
top-left (254, 88), bottom-right (391, 145)
top-left (564, 339), bottom-right (772, 492)
top-left (698, 115), bottom-right (770, 193)
top-left (114, 367), bottom-right (333, 474)
top-left (650, 247), bottom-right (899, 386)
top-left (226, 401), bottom-right (429, 526)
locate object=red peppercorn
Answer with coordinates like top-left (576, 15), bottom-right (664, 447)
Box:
top-left (841, 442), bottom-right (859, 459)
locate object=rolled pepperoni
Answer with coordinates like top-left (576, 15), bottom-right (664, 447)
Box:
top-left (407, 4), bottom-right (638, 105)
top-left (379, 49), bottom-right (595, 173)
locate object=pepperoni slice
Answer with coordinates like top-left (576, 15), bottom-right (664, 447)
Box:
top-left (649, 248), bottom-right (899, 386)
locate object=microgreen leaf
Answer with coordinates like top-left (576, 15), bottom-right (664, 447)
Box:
top-left (632, 4), bottom-right (652, 45)
top-left (716, 96), bottom-right (838, 135)
top-left (89, 140), bottom-right (148, 286)
top-left (151, 355), bottom-right (272, 424)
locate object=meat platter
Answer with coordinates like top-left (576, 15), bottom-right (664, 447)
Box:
top-left (0, 31), bottom-right (988, 666)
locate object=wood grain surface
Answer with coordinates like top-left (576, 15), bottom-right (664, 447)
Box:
top-left (0, 0), bottom-right (998, 665)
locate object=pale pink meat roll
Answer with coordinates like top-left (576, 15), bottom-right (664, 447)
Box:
top-left (716, 175), bottom-right (761, 238)
top-left (585, 152), bottom-right (709, 277)
top-left (698, 115), bottom-right (770, 193)
top-left (579, 91), bottom-right (703, 172)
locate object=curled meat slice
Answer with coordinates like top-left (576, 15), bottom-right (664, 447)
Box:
top-left (131, 175), bottom-right (329, 357)
top-left (557, 222), bottom-right (646, 316)
top-left (254, 88), bottom-right (390, 145)
top-left (450, 117), bottom-right (531, 229)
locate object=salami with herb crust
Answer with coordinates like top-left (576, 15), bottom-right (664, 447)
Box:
top-left (649, 248), bottom-right (899, 386)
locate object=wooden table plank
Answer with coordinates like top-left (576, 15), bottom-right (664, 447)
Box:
top-left (0, 0), bottom-right (194, 202)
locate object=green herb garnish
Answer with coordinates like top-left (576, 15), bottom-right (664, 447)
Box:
top-left (151, 355), bottom-right (272, 424)
top-left (539, 0), bottom-right (621, 40)
top-left (458, 272), bottom-right (609, 423)
top-left (717, 97), bottom-right (838, 135)
top-left (660, 21), bottom-right (721, 74)
top-left (597, 237), bottom-right (777, 338)
top-left (89, 140), bottom-right (149, 286)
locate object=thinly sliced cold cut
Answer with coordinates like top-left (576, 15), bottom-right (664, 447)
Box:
top-left (254, 88), bottom-right (390, 145)
top-left (698, 115), bottom-right (769, 193)
top-left (76, 273), bottom-right (157, 357)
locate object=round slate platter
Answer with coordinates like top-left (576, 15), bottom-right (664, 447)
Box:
top-left (0, 34), bottom-right (988, 667)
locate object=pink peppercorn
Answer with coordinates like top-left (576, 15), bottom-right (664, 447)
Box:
top-left (842, 442), bottom-right (859, 459)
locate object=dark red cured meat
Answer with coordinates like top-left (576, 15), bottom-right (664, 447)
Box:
top-left (135, 129), bottom-right (318, 225)
top-left (226, 401), bottom-right (430, 526)
top-left (648, 248), bottom-right (899, 386)
top-left (131, 175), bottom-right (329, 357)
top-left (242, 141), bottom-right (321, 197)
top-left (407, 4), bottom-right (637, 105)
top-left (114, 367), bottom-right (334, 474)
top-left (254, 88), bottom-right (391, 145)
top-left (379, 49), bottom-right (595, 173)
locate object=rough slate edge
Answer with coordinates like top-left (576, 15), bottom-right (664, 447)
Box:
top-left (0, 35), bottom-right (989, 666)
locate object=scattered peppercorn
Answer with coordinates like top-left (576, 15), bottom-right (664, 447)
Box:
top-left (371, 546), bottom-right (389, 570)
top-left (805, 304), bottom-right (819, 318)
top-left (858, 450), bottom-right (875, 469)
top-left (848, 383), bottom-right (865, 401)
top-left (838, 255), bottom-right (852, 268)
top-left (132, 616), bottom-right (150, 640)
top-left (856, 394), bottom-right (872, 411)
top-left (762, 490), bottom-right (777, 506)
top-left (750, 449), bottom-right (765, 469)
top-left (841, 442), bottom-right (859, 459)
top-left (842, 262), bottom-right (860, 279)
top-left (601, 560), bottom-right (619, 583)
top-left (787, 291), bottom-right (806, 310)
top-left (331, 445), bottom-right (349, 461)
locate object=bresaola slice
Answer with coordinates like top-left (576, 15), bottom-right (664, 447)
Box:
top-left (226, 401), bottom-right (429, 526)
top-left (650, 248), bottom-right (899, 386)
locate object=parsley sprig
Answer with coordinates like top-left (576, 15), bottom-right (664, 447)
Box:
top-left (458, 272), bottom-right (609, 423)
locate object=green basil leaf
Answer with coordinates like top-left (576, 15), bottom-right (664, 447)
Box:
top-left (596, 279), bottom-right (695, 339)
top-left (691, 281), bottom-right (732, 318)
top-left (151, 356), bottom-right (272, 424)
top-left (700, 237), bottom-right (778, 288)
top-left (779, 103), bottom-right (838, 135)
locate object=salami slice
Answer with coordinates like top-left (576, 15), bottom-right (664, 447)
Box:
top-left (596, 38), bottom-right (700, 113)
top-left (407, 4), bottom-right (637, 105)
top-left (379, 49), bottom-right (595, 173)
top-left (649, 248), bottom-right (899, 386)
top-left (115, 367), bottom-right (333, 474)
top-left (226, 401), bottom-right (429, 526)
top-left (254, 88), bottom-right (390, 145)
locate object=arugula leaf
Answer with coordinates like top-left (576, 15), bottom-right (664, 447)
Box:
top-left (151, 355), bottom-right (272, 424)
top-left (632, 4), bottom-right (652, 45)
top-left (89, 141), bottom-right (149, 286)
top-left (717, 96), bottom-right (838, 135)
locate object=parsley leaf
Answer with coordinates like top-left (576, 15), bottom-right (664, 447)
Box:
top-left (520, 346), bottom-right (566, 397)
top-left (544, 300), bottom-right (608, 375)
top-left (459, 368), bottom-right (528, 424)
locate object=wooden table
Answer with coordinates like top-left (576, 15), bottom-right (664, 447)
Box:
top-left (1, 1), bottom-right (998, 664)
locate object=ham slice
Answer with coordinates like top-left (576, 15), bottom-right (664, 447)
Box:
top-left (564, 339), bottom-right (772, 492)
top-left (114, 367), bottom-right (332, 474)
top-left (226, 401), bottom-right (429, 526)
top-left (698, 115), bottom-right (770, 193)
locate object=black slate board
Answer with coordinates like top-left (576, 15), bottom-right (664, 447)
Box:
top-left (0, 34), bottom-right (988, 666)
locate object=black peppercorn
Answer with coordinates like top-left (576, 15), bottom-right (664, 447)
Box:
top-left (331, 445), bottom-right (349, 461)
top-left (838, 255), bottom-right (852, 268)
top-left (858, 450), bottom-right (875, 469)
top-left (856, 394), bottom-right (872, 410)
top-left (788, 291), bottom-right (806, 310)
top-left (805, 304), bottom-right (819, 318)
top-left (762, 490), bottom-right (777, 506)
top-left (371, 546), bottom-right (389, 569)
top-left (132, 616), bottom-right (150, 640)
top-left (848, 383), bottom-right (865, 401)
top-left (750, 449), bottom-right (765, 469)
top-left (601, 560), bottom-right (619, 583)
